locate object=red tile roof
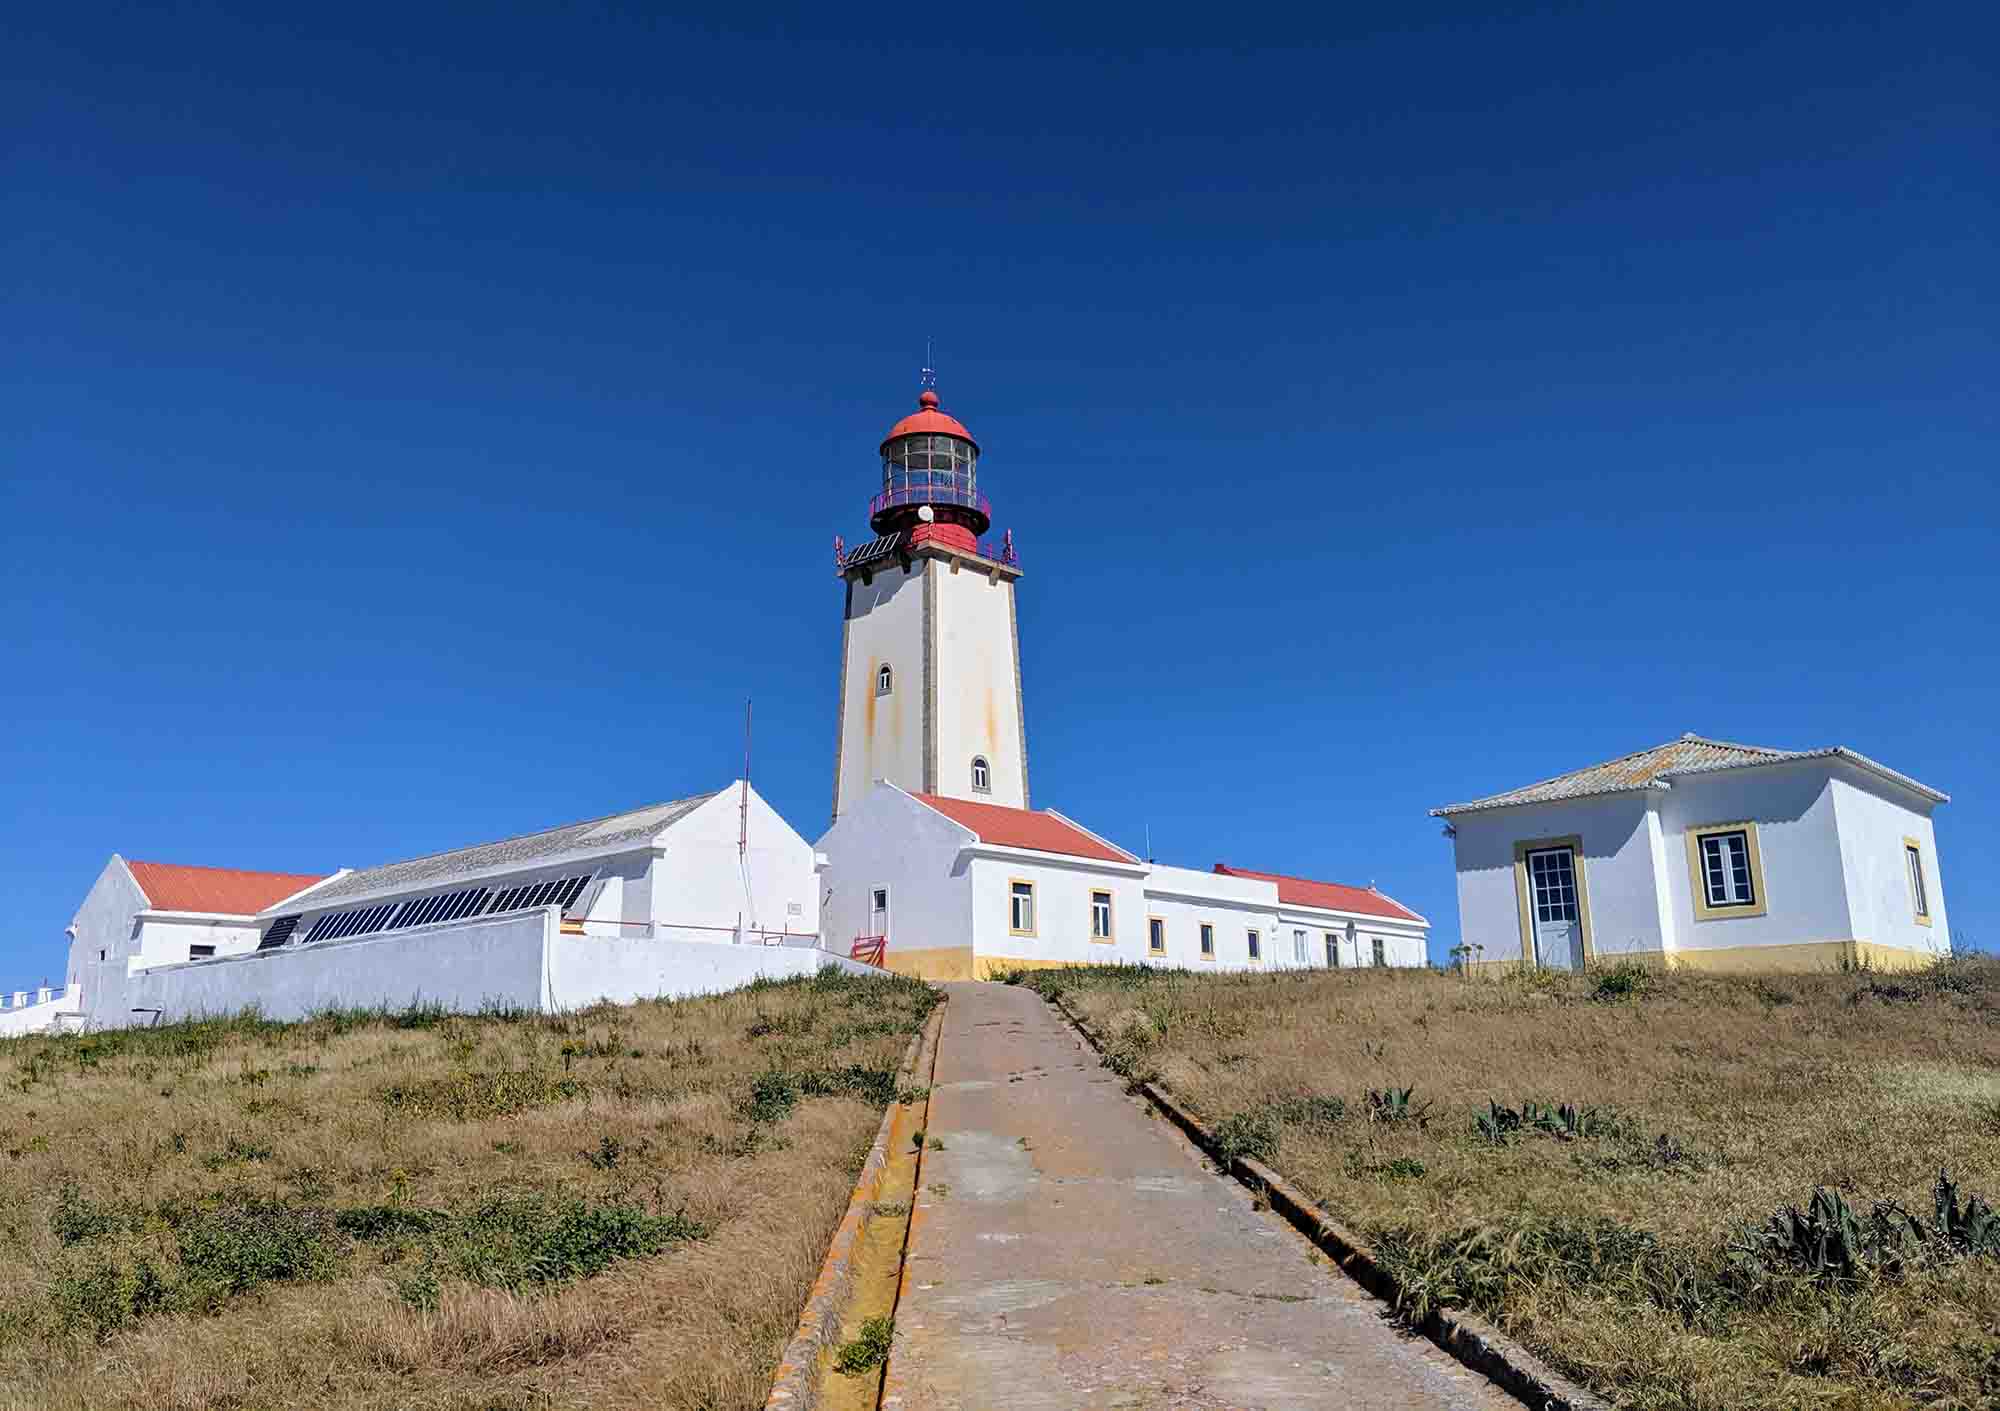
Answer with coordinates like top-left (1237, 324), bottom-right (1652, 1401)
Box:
top-left (127, 861), bottom-right (330, 915)
top-left (1212, 865), bottom-right (1422, 922)
top-left (913, 794), bottom-right (1136, 864)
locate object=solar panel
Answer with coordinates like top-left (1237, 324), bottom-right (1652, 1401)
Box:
top-left (258, 915), bottom-right (301, 951)
top-left (288, 874), bottom-right (593, 948)
top-left (840, 532), bottom-right (904, 571)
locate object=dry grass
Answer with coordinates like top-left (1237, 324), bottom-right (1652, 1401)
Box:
top-left (1017, 957), bottom-right (2000, 1411)
top-left (0, 969), bottom-right (938, 1411)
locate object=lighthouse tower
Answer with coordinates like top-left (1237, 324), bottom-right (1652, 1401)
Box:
top-left (831, 379), bottom-right (1027, 822)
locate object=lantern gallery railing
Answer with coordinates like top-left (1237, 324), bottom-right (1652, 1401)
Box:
top-left (869, 480), bottom-right (990, 521)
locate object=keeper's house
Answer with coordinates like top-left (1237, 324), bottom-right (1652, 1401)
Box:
top-left (819, 782), bottom-right (1427, 979)
top-left (1431, 734), bottom-right (1950, 974)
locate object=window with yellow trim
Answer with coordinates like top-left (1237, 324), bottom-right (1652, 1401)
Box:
top-left (1685, 821), bottom-right (1768, 921)
top-left (1148, 916), bottom-right (1165, 953)
top-left (1246, 929), bottom-right (1261, 961)
top-left (1009, 880), bottom-right (1035, 935)
top-left (1906, 841), bottom-right (1931, 923)
top-left (1090, 890), bottom-right (1113, 940)
top-left (1199, 922), bottom-right (1215, 958)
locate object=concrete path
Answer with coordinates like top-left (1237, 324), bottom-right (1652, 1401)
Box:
top-left (882, 983), bottom-right (1517, 1411)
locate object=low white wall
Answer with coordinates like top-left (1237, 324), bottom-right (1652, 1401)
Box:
top-left (546, 935), bottom-right (876, 1008)
top-left (0, 987), bottom-right (82, 1038)
top-left (121, 912), bottom-right (552, 1025)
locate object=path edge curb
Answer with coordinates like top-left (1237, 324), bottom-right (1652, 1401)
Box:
top-left (1050, 991), bottom-right (1614, 1411)
top-left (763, 997), bottom-right (945, 1410)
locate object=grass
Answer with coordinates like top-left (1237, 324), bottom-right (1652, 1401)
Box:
top-left (0, 968), bottom-right (938, 1411)
top-left (1012, 956), bottom-right (2000, 1411)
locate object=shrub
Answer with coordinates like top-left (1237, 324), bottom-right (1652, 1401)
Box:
top-left (1212, 1110), bottom-right (1280, 1165)
top-left (447, 1195), bottom-right (705, 1290)
top-left (1592, 961), bottom-right (1651, 1001)
top-left (50, 1182), bottom-right (122, 1245)
top-left (834, 1315), bottom-right (894, 1375)
top-left (377, 1069), bottom-right (589, 1121)
top-left (174, 1196), bottom-right (342, 1297)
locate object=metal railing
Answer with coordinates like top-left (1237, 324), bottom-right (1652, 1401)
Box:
top-left (849, 935), bottom-right (887, 967)
top-left (869, 482), bottom-right (990, 521)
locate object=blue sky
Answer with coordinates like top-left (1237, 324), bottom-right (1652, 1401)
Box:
top-left (4, 2), bottom-right (1994, 975)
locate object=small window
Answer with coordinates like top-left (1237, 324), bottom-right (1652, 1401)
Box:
top-left (1090, 890), bottom-right (1113, 940)
top-left (1199, 923), bottom-right (1215, 958)
top-left (1293, 928), bottom-right (1307, 963)
top-left (1148, 917), bottom-right (1165, 954)
top-left (1010, 880), bottom-right (1036, 935)
top-left (1247, 929), bottom-right (1261, 961)
top-left (876, 663), bottom-right (893, 696)
top-left (1324, 932), bottom-right (1338, 968)
top-left (98, 949), bottom-right (107, 962)
top-left (971, 756), bottom-right (991, 792)
top-left (869, 887), bottom-right (890, 937)
top-left (1371, 936), bottom-right (1385, 967)
top-left (1686, 821), bottom-right (1767, 920)
top-left (1906, 840), bottom-right (1931, 923)
top-left (189, 944), bottom-right (216, 960)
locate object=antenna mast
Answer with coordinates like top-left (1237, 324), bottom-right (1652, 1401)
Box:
top-left (739, 698), bottom-right (752, 860)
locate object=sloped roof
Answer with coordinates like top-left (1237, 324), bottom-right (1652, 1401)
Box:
top-left (1431, 733), bottom-right (1948, 817)
top-left (128, 861), bottom-right (329, 915)
top-left (266, 792), bottom-right (718, 913)
top-left (1211, 865), bottom-right (1425, 923)
top-left (912, 794), bottom-right (1137, 864)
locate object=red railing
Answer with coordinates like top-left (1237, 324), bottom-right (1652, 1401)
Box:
top-left (850, 935), bottom-right (887, 967)
top-left (869, 482), bottom-right (991, 522)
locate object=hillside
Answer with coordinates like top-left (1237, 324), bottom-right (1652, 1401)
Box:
top-left (0, 969), bottom-right (937, 1411)
top-left (1019, 957), bottom-right (2000, 1411)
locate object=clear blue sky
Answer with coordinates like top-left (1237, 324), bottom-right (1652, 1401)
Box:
top-left (5, 2), bottom-right (1994, 976)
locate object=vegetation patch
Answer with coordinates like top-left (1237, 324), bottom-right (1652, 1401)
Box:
top-left (1025, 955), bottom-right (2000, 1410)
top-left (0, 971), bottom-right (940, 1411)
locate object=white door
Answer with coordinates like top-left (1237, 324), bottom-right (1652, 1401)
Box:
top-left (868, 887), bottom-right (889, 939)
top-left (1526, 847), bottom-right (1584, 970)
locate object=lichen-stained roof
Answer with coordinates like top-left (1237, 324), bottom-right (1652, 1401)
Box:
top-left (1211, 865), bottom-right (1426, 923)
top-left (1431, 734), bottom-right (1948, 818)
top-left (260, 792), bottom-right (718, 914)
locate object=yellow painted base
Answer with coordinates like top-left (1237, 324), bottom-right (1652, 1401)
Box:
top-left (971, 954), bottom-right (1122, 979)
top-left (1665, 940), bottom-right (1941, 974)
top-left (881, 946), bottom-right (977, 982)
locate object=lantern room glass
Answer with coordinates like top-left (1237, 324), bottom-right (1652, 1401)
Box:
top-left (882, 433), bottom-right (978, 506)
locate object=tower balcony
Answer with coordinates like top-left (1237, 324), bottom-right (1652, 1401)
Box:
top-left (869, 474), bottom-right (991, 534)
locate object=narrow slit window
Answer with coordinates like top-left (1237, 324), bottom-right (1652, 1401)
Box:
top-left (1371, 936), bottom-right (1385, 967)
top-left (1199, 923), bottom-right (1215, 958)
top-left (1148, 917), bottom-right (1165, 953)
top-left (1247, 929), bottom-right (1261, 961)
top-left (1906, 842), bottom-right (1930, 920)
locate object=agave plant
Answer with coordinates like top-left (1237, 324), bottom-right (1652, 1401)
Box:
top-left (1474, 1100), bottom-right (1522, 1146)
top-left (1934, 1170), bottom-right (2000, 1256)
top-left (1366, 1086), bottom-right (1428, 1126)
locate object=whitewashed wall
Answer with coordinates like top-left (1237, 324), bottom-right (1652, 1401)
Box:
top-left (0, 987), bottom-right (81, 1038)
top-left (817, 782), bottom-right (972, 959)
top-left (132, 916), bottom-right (264, 968)
top-left (63, 856), bottom-right (150, 1024)
top-left (1658, 764), bottom-right (1850, 954)
top-left (1829, 768), bottom-right (1950, 954)
top-left (1141, 866), bottom-right (1280, 970)
top-left (1449, 793), bottom-right (1663, 966)
top-left (546, 933), bottom-right (875, 1008)
top-left (835, 562), bottom-right (930, 821)
top-left (653, 787), bottom-right (821, 942)
top-left (931, 562), bottom-right (1026, 809)
top-left (968, 849), bottom-right (1149, 967)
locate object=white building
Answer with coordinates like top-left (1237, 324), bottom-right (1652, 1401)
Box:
top-left (1431, 733), bottom-right (1951, 974)
top-left (820, 783), bottom-right (1427, 979)
top-left (817, 381), bottom-right (1426, 979)
top-left (58, 784), bottom-right (864, 1031)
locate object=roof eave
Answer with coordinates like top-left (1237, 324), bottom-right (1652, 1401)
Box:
top-left (254, 838), bottom-right (663, 917)
top-left (1429, 782), bottom-right (1668, 818)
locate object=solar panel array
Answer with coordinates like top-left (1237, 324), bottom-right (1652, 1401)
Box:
top-left (274, 873), bottom-right (596, 949)
top-left (840, 532), bottom-right (903, 571)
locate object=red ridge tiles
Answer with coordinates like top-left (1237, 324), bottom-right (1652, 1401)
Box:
top-left (127, 861), bottom-right (329, 915)
top-left (1212, 864), bottom-right (1421, 921)
top-left (913, 795), bottom-right (1135, 864)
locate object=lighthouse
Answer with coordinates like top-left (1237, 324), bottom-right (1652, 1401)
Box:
top-left (830, 379), bottom-right (1028, 822)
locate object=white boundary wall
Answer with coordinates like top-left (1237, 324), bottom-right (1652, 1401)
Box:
top-left (83, 910), bottom-right (877, 1030)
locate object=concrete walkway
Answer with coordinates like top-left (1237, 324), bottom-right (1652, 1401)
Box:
top-left (882, 983), bottom-right (1517, 1411)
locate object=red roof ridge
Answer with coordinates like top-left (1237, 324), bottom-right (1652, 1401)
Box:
top-left (1212, 863), bottom-right (1423, 923)
top-left (125, 859), bottom-right (332, 916)
top-left (910, 793), bottom-right (1137, 865)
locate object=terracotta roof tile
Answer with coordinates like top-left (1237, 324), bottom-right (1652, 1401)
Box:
top-left (1211, 865), bottom-right (1424, 922)
top-left (912, 794), bottom-right (1136, 864)
top-left (127, 861), bottom-right (330, 916)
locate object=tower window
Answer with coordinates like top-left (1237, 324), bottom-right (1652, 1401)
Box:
top-left (876, 663), bottom-right (893, 696)
top-left (971, 756), bottom-right (990, 792)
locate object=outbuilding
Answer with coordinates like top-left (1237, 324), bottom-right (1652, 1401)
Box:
top-left (1431, 733), bottom-right (1950, 973)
